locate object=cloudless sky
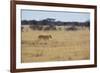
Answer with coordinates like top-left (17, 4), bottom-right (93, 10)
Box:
top-left (21, 9), bottom-right (90, 22)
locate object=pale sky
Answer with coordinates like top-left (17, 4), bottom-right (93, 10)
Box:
top-left (21, 9), bottom-right (90, 22)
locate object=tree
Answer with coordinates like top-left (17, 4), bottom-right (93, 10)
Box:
top-left (41, 18), bottom-right (56, 25)
top-left (85, 21), bottom-right (90, 27)
top-left (28, 20), bottom-right (37, 25)
top-left (21, 20), bottom-right (28, 25)
top-left (41, 20), bottom-right (48, 25)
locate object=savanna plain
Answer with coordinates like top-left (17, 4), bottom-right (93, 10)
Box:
top-left (21, 26), bottom-right (90, 63)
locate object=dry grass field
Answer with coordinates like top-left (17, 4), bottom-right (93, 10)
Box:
top-left (21, 26), bottom-right (90, 63)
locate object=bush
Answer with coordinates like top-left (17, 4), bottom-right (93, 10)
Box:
top-left (65, 26), bottom-right (78, 31)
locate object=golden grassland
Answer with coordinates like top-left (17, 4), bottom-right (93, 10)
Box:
top-left (21, 27), bottom-right (90, 63)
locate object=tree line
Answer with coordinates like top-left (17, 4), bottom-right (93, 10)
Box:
top-left (21, 18), bottom-right (90, 27)
top-left (21, 18), bottom-right (90, 31)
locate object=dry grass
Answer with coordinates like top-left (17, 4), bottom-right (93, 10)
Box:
top-left (21, 26), bottom-right (90, 63)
